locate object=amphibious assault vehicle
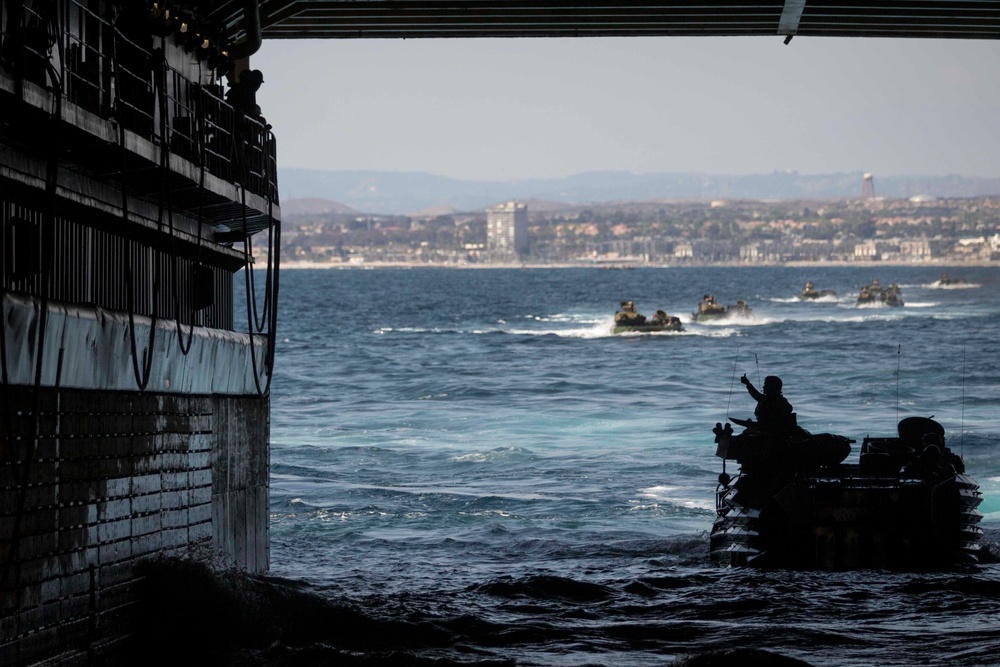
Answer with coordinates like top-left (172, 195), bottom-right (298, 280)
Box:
top-left (710, 416), bottom-right (982, 569)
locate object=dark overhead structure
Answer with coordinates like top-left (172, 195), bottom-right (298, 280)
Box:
top-left (203, 0), bottom-right (1000, 41)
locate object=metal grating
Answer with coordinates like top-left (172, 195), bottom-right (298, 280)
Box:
top-left (0, 199), bottom-right (235, 330)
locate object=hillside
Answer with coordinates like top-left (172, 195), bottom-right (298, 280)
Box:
top-left (280, 198), bottom-right (358, 216)
top-left (276, 168), bottom-right (1000, 216)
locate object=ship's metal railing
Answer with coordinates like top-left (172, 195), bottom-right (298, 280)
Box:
top-left (0, 1), bottom-right (280, 333)
top-left (0, 0), bottom-right (278, 203)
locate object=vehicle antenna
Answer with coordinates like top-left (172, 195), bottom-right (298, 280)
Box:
top-left (726, 344), bottom-right (741, 419)
top-left (960, 344), bottom-right (967, 460)
top-left (895, 344), bottom-right (901, 424)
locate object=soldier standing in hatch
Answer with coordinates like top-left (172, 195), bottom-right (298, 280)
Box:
top-left (614, 300), bottom-right (646, 324)
top-left (740, 374), bottom-right (794, 431)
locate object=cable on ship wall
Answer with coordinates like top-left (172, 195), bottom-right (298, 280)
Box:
top-left (170, 66), bottom-right (211, 356)
top-left (239, 181), bottom-right (280, 397)
top-left (246, 195), bottom-right (275, 334)
top-left (112, 10), bottom-right (280, 388)
top-left (113, 21), bottom-right (171, 392)
top-left (227, 55), bottom-right (281, 392)
top-left (266, 182), bottom-right (281, 388)
top-left (162, 37), bottom-right (215, 356)
top-left (1, 3), bottom-right (63, 593)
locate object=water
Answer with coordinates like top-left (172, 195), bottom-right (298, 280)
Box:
top-left (251, 266), bottom-right (1000, 666)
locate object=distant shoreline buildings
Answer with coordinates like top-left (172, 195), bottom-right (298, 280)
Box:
top-left (274, 195), bottom-right (1000, 267)
top-left (486, 200), bottom-right (529, 263)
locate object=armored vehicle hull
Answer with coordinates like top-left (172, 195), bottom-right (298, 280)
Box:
top-left (692, 301), bottom-right (752, 322)
top-left (613, 318), bottom-right (683, 334)
top-left (710, 417), bottom-right (982, 570)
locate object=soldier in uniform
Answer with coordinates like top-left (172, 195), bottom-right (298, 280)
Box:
top-left (698, 294), bottom-right (724, 314)
top-left (739, 374), bottom-right (794, 432)
top-left (614, 301), bottom-right (646, 324)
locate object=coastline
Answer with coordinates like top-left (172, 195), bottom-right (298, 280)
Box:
top-left (275, 258), bottom-right (998, 270)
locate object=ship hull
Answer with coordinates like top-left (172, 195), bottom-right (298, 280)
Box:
top-left (1, 296), bottom-right (271, 662)
top-left (1, 3), bottom-right (279, 662)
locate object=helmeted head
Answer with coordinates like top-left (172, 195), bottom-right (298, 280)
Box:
top-left (922, 432), bottom-right (943, 450)
top-left (763, 376), bottom-right (782, 394)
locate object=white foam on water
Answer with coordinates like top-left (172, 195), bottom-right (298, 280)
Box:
top-left (505, 320), bottom-right (613, 338)
top-left (459, 509), bottom-right (516, 518)
top-left (503, 315), bottom-right (739, 338)
top-left (689, 313), bottom-right (770, 327)
top-left (452, 447), bottom-right (529, 463)
top-left (525, 312), bottom-right (600, 323)
top-left (638, 485), bottom-right (715, 511)
top-left (925, 281), bottom-right (981, 289)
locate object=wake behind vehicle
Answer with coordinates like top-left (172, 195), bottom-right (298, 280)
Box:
top-left (710, 414), bottom-right (982, 570)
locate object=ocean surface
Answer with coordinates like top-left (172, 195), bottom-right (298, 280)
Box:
top-left (250, 265), bottom-right (1000, 666)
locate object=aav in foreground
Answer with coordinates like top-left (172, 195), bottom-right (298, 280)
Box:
top-left (711, 412), bottom-right (982, 570)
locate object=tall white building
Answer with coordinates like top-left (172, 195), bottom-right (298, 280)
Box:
top-left (487, 201), bottom-right (529, 262)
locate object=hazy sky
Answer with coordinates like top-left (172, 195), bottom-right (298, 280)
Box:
top-left (253, 37), bottom-right (1000, 181)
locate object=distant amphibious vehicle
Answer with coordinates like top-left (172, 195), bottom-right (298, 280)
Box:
top-left (710, 415), bottom-right (982, 570)
top-left (798, 281), bottom-right (837, 300)
top-left (933, 273), bottom-right (969, 288)
top-left (691, 295), bottom-right (753, 322)
top-left (856, 279), bottom-right (904, 307)
top-left (613, 301), bottom-right (684, 334)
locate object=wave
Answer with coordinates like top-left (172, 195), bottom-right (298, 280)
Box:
top-left (476, 573), bottom-right (614, 602)
top-left (810, 294), bottom-right (842, 304)
top-left (925, 281), bottom-right (982, 289)
top-left (768, 295), bottom-right (841, 304)
top-left (373, 326), bottom-right (463, 335)
top-left (638, 484), bottom-right (716, 511)
top-left (373, 305), bottom-right (965, 337)
top-left (853, 300), bottom-right (895, 309)
top-left (130, 548), bottom-right (1000, 667)
top-left (506, 321), bottom-right (613, 338)
top-left (500, 317), bottom-right (737, 338)
top-left (521, 312), bottom-right (601, 323)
